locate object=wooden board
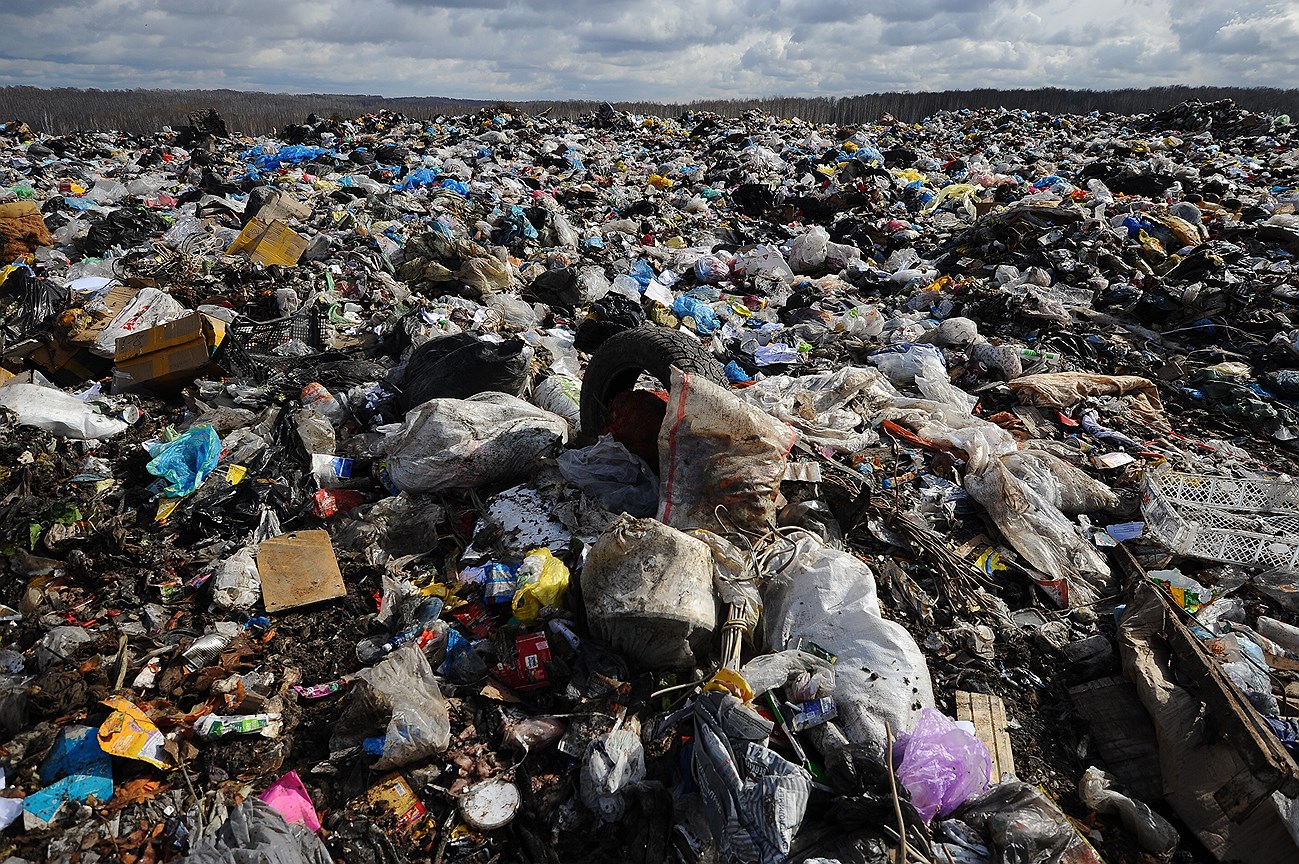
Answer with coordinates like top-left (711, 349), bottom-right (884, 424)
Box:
top-left (256, 530), bottom-right (346, 613)
top-left (955, 690), bottom-right (1016, 781)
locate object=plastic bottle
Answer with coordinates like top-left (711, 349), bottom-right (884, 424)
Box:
top-left (301, 382), bottom-right (345, 424)
top-left (356, 598), bottom-right (446, 663)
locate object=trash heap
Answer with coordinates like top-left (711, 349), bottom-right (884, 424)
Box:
top-left (3, 98), bottom-right (1299, 863)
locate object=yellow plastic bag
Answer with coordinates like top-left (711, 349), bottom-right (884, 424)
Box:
top-left (512, 548), bottom-right (569, 624)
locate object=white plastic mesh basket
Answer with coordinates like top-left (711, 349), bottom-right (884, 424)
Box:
top-left (1142, 469), bottom-right (1299, 569)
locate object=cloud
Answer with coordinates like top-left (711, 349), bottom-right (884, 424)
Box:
top-left (0, 0), bottom-right (1296, 101)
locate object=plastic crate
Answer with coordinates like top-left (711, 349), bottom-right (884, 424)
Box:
top-left (218, 305), bottom-right (327, 383)
top-left (1147, 471), bottom-right (1299, 514)
top-left (1141, 470), bottom-right (1299, 570)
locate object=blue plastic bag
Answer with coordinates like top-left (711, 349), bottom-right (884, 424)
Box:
top-left (672, 295), bottom-right (719, 335)
top-left (147, 424), bottom-right (221, 497)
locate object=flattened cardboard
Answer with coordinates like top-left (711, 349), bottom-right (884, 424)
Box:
top-left (255, 191), bottom-right (312, 224)
top-left (68, 284), bottom-right (139, 346)
top-left (227, 217), bottom-right (308, 267)
top-left (256, 530), bottom-right (346, 613)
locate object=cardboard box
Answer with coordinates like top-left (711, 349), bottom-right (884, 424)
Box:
top-left (226, 217), bottom-right (308, 267)
top-left (24, 340), bottom-right (110, 387)
top-left (112, 312), bottom-right (225, 391)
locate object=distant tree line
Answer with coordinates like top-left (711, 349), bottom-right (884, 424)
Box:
top-left (1, 84), bottom-right (1295, 136)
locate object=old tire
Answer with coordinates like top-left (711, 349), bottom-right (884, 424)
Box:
top-left (579, 326), bottom-right (726, 438)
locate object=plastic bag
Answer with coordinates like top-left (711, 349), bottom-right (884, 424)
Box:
top-left (741, 650), bottom-right (835, 700)
top-left (395, 333), bottom-right (531, 410)
top-left (459, 254), bottom-right (512, 296)
top-left (915, 353), bottom-right (977, 412)
top-left (532, 374), bottom-right (581, 425)
top-left (789, 226), bottom-right (830, 273)
top-left (959, 781), bottom-right (1099, 864)
top-left (557, 435), bottom-right (658, 517)
top-left (382, 393), bottom-right (570, 493)
top-left (0, 383), bottom-right (130, 440)
top-left (742, 366), bottom-right (896, 453)
top-left (1079, 766), bottom-right (1178, 854)
top-left (736, 244), bottom-right (794, 281)
top-left (91, 287), bottom-right (187, 357)
top-left (1004, 451), bottom-right (1119, 515)
top-left (178, 798), bottom-right (332, 864)
top-left (581, 515), bottom-right (717, 669)
top-left (694, 254), bottom-right (730, 283)
top-left (964, 456), bottom-right (1110, 607)
top-left (147, 424), bottom-right (221, 497)
top-left (895, 708), bottom-right (991, 823)
top-left (762, 534), bottom-right (934, 760)
top-left (331, 644), bottom-right (450, 769)
top-left (512, 548), bottom-right (569, 625)
top-left (295, 411), bottom-right (336, 456)
top-left (868, 343), bottom-right (945, 387)
top-left (934, 317), bottom-right (979, 347)
top-left (839, 304), bottom-right (884, 338)
top-left (658, 367), bottom-right (796, 534)
top-left (580, 728), bottom-right (646, 822)
top-left (672, 295), bottom-right (720, 334)
top-left (210, 546), bottom-right (261, 611)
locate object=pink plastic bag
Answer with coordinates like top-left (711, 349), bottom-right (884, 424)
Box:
top-left (259, 770), bottom-right (321, 832)
top-left (895, 708), bottom-right (991, 822)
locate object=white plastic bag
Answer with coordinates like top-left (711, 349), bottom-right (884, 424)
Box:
top-left (742, 366), bottom-right (896, 454)
top-left (383, 392), bottom-right (570, 493)
top-left (531, 375), bottom-right (581, 425)
top-left (762, 534), bottom-right (934, 759)
top-left (788, 226), bottom-right (830, 273)
top-left (915, 353), bottom-right (977, 412)
top-left (658, 367), bottom-right (796, 534)
top-left (1079, 766), bottom-right (1178, 854)
top-left (580, 729), bottom-right (646, 823)
top-left (92, 287), bottom-right (187, 357)
top-left (210, 546), bottom-right (261, 611)
top-left (736, 245), bottom-right (794, 281)
top-left (868, 343), bottom-right (945, 387)
top-left (0, 383), bottom-right (130, 440)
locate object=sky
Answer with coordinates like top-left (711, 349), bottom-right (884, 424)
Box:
top-left (0, 0), bottom-right (1296, 101)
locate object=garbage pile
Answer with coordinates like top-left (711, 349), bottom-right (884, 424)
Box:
top-left (3, 98), bottom-right (1299, 863)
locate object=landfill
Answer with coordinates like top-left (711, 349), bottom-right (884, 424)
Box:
top-left (2, 97), bottom-right (1299, 863)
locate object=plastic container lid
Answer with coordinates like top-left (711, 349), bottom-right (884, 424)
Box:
top-left (459, 778), bottom-right (520, 831)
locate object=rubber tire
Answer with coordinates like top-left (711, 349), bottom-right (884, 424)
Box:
top-left (579, 326), bottom-right (727, 438)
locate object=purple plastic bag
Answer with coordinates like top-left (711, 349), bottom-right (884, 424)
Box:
top-left (895, 707), bottom-right (991, 822)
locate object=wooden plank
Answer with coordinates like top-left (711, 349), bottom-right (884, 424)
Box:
top-left (956, 690), bottom-right (1016, 781)
top-left (256, 529), bottom-right (346, 613)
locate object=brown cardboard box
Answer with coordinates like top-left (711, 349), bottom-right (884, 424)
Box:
top-left (226, 217), bottom-right (308, 266)
top-left (112, 312), bottom-right (226, 391)
top-left (25, 340), bottom-right (110, 387)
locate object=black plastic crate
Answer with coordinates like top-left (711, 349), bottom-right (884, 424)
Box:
top-left (218, 304), bottom-right (327, 383)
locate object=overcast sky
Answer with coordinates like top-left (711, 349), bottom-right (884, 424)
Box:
top-left (0, 0), bottom-right (1295, 101)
